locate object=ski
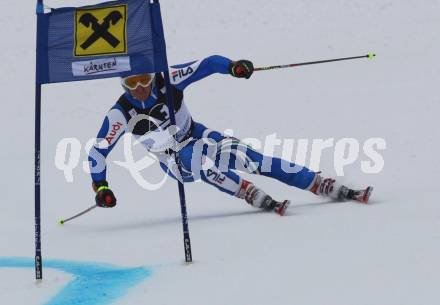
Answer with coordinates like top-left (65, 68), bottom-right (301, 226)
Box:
top-left (339, 186), bottom-right (373, 204)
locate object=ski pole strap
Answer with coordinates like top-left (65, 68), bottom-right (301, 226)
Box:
top-left (97, 186), bottom-right (109, 192)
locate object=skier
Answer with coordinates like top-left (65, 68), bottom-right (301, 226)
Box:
top-left (88, 55), bottom-right (372, 215)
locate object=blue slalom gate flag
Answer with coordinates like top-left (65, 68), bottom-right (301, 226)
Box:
top-left (34, 0), bottom-right (192, 280)
top-left (36, 0), bottom-right (167, 84)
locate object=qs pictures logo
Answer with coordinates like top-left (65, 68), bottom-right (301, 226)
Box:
top-left (74, 5), bottom-right (127, 57)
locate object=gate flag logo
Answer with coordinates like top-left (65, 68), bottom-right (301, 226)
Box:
top-left (36, 0), bottom-right (168, 84)
top-left (75, 5), bottom-right (127, 57)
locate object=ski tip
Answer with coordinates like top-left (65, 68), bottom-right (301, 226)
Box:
top-left (363, 186), bottom-right (374, 204)
top-left (367, 53), bottom-right (376, 60)
top-left (276, 200), bottom-right (291, 216)
top-left (59, 220), bottom-right (65, 225)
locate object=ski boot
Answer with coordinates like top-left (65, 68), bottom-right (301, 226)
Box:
top-left (309, 174), bottom-right (373, 204)
top-left (236, 180), bottom-right (290, 216)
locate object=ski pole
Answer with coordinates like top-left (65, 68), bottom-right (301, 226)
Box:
top-left (59, 205), bottom-right (98, 225)
top-left (255, 53), bottom-right (375, 72)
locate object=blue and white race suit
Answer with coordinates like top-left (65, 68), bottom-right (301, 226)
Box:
top-left (88, 55), bottom-right (316, 196)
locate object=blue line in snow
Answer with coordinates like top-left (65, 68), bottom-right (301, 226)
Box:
top-left (0, 257), bottom-right (151, 305)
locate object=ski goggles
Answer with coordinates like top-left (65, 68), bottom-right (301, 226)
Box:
top-left (121, 73), bottom-right (155, 90)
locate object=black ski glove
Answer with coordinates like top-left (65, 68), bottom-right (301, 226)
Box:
top-left (92, 180), bottom-right (117, 208)
top-left (229, 60), bottom-right (254, 79)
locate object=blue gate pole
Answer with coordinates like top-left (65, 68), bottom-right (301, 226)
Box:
top-left (163, 72), bottom-right (193, 263)
top-left (153, 0), bottom-right (192, 263)
top-left (35, 0), bottom-right (44, 280)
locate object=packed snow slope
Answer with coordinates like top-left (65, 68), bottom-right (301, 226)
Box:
top-left (1, 1), bottom-right (439, 305)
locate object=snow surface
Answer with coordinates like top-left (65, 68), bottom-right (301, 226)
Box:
top-left (1, 0), bottom-right (440, 304)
